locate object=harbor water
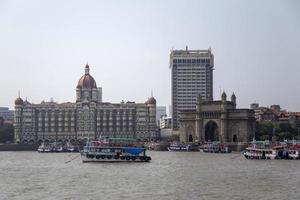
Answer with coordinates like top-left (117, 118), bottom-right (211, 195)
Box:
top-left (0, 151), bottom-right (299, 200)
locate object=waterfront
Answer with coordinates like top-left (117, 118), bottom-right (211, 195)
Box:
top-left (0, 151), bottom-right (299, 200)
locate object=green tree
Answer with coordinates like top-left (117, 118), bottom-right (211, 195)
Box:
top-left (0, 123), bottom-right (14, 143)
top-left (255, 121), bottom-right (274, 141)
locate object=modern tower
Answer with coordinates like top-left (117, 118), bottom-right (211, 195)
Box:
top-left (170, 46), bottom-right (214, 130)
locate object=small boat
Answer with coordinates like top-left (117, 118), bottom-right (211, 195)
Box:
top-left (199, 142), bottom-right (231, 153)
top-left (167, 143), bottom-right (197, 151)
top-left (37, 142), bottom-right (79, 153)
top-left (288, 144), bottom-right (300, 160)
top-left (80, 138), bottom-right (151, 162)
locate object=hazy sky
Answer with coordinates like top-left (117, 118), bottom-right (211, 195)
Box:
top-left (0, 0), bottom-right (299, 111)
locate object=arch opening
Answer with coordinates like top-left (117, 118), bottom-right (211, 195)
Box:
top-left (233, 134), bottom-right (238, 143)
top-left (205, 121), bottom-right (219, 142)
top-left (188, 134), bottom-right (193, 142)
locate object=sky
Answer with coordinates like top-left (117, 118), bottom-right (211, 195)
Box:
top-left (0, 0), bottom-right (299, 111)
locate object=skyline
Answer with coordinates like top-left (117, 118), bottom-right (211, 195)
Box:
top-left (0, 0), bottom-right (299, 111)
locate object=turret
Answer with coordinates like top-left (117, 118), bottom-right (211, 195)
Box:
top-left (231, 93), bottom-right (236, 107)
top-left (221, 91), bottom-right (227, 103)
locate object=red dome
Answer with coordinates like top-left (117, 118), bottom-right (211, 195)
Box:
top-left (15, 97), bottom-right (24, 105)
top-left (76, 64), bottom-right (97, 89)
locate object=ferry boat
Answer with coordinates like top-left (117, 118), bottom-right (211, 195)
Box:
top-left (80, 138), bottom-right (151, 162)
top-left (243, 140), bottom-right (289, 160)
top-left (199, 142), bottom-right (231, 153)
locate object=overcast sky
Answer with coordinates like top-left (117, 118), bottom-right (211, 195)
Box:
top-left (0, 0), bottom-right (299, 111)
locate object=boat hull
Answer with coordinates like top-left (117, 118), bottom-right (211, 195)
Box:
top-left (81, 154), bottom-right (151, 162)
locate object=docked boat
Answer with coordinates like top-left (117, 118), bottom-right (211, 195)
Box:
top-left (288, 144), bottom-right (300, 160)
top-left (167, 143), bottom-right (198, 151)
top-left (199, 142), bottom-right (231, 153)
top-left (37, 142), bottom-right (79, 153)
top-left (80, 138), bottom-right (151, 162)
top-left (243, 140), bottom-right (289, 160)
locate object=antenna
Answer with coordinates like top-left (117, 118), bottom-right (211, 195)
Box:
top-left (18, 90), bottom-right (20, 98)
top-left (151, 89), bottom-right (153, 97)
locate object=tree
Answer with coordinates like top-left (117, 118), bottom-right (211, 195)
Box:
top-left (0, 123), bottom-right (14, 143)
top-left (255, 121), bottom-right (274, 141)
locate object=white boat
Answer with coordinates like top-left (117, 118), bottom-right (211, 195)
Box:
top-left (37, 142), bottom-right (79, 153)
top-left (167, 143), bottom-right (192, 151)
top-left (199, 142), bottom-right (231, 153)
top-left (244, 140), bottom-right (289, 160)
top-left (288, 144), bottom-right (300, 160)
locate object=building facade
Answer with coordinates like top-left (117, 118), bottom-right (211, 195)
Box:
top-left (170, 47), bottom-right (214, 130)
top-left (179, 92), bottom-right (255, 143)
top-left (14, 64), bottom-right (158, 144)
top-left (159, 115), bottom-right (172, 129)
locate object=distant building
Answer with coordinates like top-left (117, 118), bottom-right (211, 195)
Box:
top-left (251, 103), bottom-right (300, 129)
top-left (179, 92), bottom-right (255, 143)
top-left (156, 106), bottom-right (166, 126)
top-left (0, 107), bottom-right (14, 123)
top-left (14, 64), bottom-right (158, 144)
top-left (159, 115), bottom-right (172, 129)
top-left (170, 47), bottom-right (214, 130)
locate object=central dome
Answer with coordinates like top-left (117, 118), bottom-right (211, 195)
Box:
top-left (77, 64), bottom-right (97, 89)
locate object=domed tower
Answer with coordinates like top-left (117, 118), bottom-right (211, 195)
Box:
top-left (76, 64), bottom-right (102, 105)
top-left (14, 95), bottom-right (24, 143)
top-left (145, 96), bottom-right (157, 134)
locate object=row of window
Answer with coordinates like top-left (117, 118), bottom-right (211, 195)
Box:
top-left (173, 58), bottom-right (211, 64)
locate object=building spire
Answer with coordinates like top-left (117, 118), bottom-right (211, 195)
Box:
top-left (151, 89), bottom-right (153, 97)
top-left (18, 90), bottom-right (20, 98)
top-left (85, 63), bottom-right (90, 75)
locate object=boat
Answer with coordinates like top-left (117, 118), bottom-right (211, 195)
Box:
top-left (80, 138), bottom-right (151, 162)
top-left (199, 142), bottom-right (231, 153)
top-left (243, 140), bottom-right (289, 160)
top-left (167, 142), bottom-right (198, 151)
top-left (37, 142), bottom-right (79, 153)
top-left (287, 143), bottom-right (300, 160)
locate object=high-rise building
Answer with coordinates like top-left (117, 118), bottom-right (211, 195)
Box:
top-left (156, 106), bottom-right (166, 126)
top-left (170, 47), bottom-right (214, 130)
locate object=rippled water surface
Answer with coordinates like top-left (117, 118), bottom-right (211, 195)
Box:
top-left (0, 151), bottom-right (299, 200)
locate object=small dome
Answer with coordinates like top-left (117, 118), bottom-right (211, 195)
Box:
top-left (145, 97), bottom-right (156, 105)
top-left (77, 64), bottom-right (97, 89)
top-left (15, 97), bottom-right (24, 105)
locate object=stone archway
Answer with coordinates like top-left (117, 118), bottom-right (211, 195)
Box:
top-left (205, 121), bottom-right (219, 141)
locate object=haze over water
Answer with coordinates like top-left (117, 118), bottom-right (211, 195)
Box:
top-left (0, 151), bottom-right (299, 200)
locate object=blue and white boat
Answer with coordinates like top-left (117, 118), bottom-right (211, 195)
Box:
top-left (80, 138), bottom-right (151, 162)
